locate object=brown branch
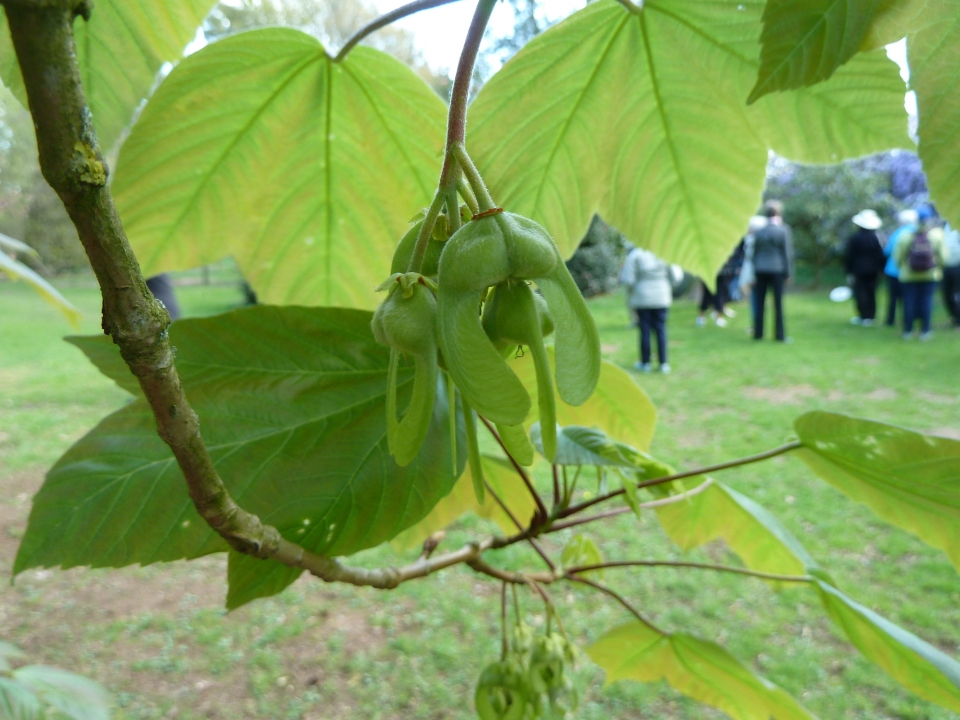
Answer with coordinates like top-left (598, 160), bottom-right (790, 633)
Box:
top-left (558, 442), bottom-right (801, 518)
top-left (566, 574), bottom-right (663, 634)
top-left (334, 0), bottom-right (465, 62)
top-left (4, 0), bottom-right (500, 592)
top-left (484, 481), bottom-right (556, 571)
top-left (468, 556), bottom-right (554, 585)
top-left (480, 416), bottom-right (549, 523)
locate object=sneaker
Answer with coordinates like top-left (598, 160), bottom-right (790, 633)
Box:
top-left (850, 317), bottom-right (862, 325)
top-left (634, 361), bottom-right (652, 372)
top-left (902, 332), bottom-right (914, 341)
top-left (861, 319), bottom-right (874, 327)
top-left (695, 316), bottom-right (706, 327)
top-left (723, 308), bottom-right (737, 318)
top-left (659, 363), bottom-right (671, 374)
top-left (715, 317), bottom-right (728, 328)
top-left (920, 331), bottom-right (933, 341)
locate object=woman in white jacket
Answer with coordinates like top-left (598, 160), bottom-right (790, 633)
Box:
top-left (620, 247), bottom-right (682, 373)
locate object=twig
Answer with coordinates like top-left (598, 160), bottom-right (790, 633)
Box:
top-left (480, 416), bottom-right (549, 523)
top-left (552, 465), bottom-right (561, 508)
top-left (484, 481), bottom-right (556, 571)
top-left (500, 581), bottom-right (508, 658)
top-left (566, 575), bottom-right (663, 634)
top-left (334, 0), bottom-right (465, 62)
top-left (527, 579), bottom-right (567, 637)
top-left (565, 561), bottom-right (813, 584)
top-left (468, 556), bottom-right (554, 584)
top-left (558, 443), bottom-right (801, 518)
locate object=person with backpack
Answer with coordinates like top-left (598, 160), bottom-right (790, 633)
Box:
top-left (894, 204), bottom-right (946, 340)
top-left (620, 246), bottom-right (682, 373)
top-left (941, 222), bottom-right (960, 326)
top-left (752, 200), bottom-right (794, 341)
top-left (843, 209), bottom-right (886, 326)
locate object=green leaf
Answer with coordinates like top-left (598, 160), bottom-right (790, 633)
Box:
top-left (898, 3), bottom-right (960, 230)
top-left (510, 348), bottom-right (657, 453)
top-left (0, 233), bottom-right (38, 258)
top-left (13, 666), bottom-right (112, 720)
top-left (748, 0), bottom-right (896, 102)
top-left (814, 579), bottom-right (960, 711)
top-left (588, 621), bottom-right (814, 719)
top-left (112, 28), bottom-right (445, 309)
top-left (391, 454), bottom-right (538, 550)
top-left (66, 336), bottom-right (139, 395)
top-left (0, 677), bottom-right (42, 720)
top-left (561, 533), bottom-right (604, 576)
top-left (0, 250), bottom-right (82, 328)
top-left (655, 480), bottom-right (818, 578)
top-left (0, 0), bottom-right (216, 153)
top-left (469, 0), bottom-right (909, 280)
top-left (16, 307), bottom-right (463, 606)
top-left (794, 411), bottom-right (960, 571)
top-left (619, 470), bottom-right (642, 519)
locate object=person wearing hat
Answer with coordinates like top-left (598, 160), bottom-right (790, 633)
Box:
top-left (844, 209), bottom-right (887, 326)
top-left (894, 204), bottom-right (946, 340)
top-left (882, 208), bottom-right (918, 326)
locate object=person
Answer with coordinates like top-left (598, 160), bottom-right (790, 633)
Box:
top-left (843, 209), bottom-right (886, 326)
top-left (739, 215), bottom-right (767, 334)
top-left (895, 204), bottom-right (945, 340)
top-left (883, 209), bottom-right (918, 327)
top-left (751, 200), bottom-right (793, 341)
top-left (942, 222), bottom-right (960, 326)
top-left (696, 245), bottom-right (742, 328)
top-left (620, 246), bottom-right (682, 373)
top-left (146, 273), bottom-right (181, 320)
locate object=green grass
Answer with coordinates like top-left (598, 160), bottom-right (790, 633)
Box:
top-left (1, 276), bottom-right (959, 720)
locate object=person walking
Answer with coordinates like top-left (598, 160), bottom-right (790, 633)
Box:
top-left (620, 246), bottom-right (681, 373)
top-left (752, 200), bottom-right (793, 341)
top-left (883, 209), bottom-right (918, 327)
top-left (941, 223), bottom-right (960, 326)
top-left (844, 209), bottom-right (886, 326)
top-left (895, 204), bottom-right (945, 340)
top-left (696, 246), bottom-right (743, 327)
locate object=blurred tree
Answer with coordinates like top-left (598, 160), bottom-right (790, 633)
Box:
top-left (204, 0), bottom-right (452, 98)
top-left (766, 153), bottom-right (906, 286)
top-left (565, 215), bottom-right (631, 298)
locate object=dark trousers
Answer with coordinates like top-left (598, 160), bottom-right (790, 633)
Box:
top-left (852, 273), bottom-right (879, 320)
top-left (943, 265), bottom-right (960, 324)
top-left (884, 275), bottom-right (900, 326)
top-left (699, 277), bottom-right (727, 313)
top-left (636, 308), bottom-right (668, 365)
top-left (146, 273), bottom-right (181, 320)
top-left (902, 281), bottom-right (936, 334)
top-left (753, 272), bottom-right (786, 340)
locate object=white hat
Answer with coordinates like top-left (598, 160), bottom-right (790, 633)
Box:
top-left (852, 209), bottom-right (882, 230)
top-left (747, 215), bottom-right (768, 233)
top-left (898, 209), bottom-right (919, 225)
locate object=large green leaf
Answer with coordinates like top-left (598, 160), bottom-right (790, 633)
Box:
top-left (900, 1), bottom-right (960, 229)
top-left (15, 307), bottom-right (463, 591)
top-left (112, 28), bottom-right (445, 309)
top-left (391, 454), bottom-right (538, 551)
top-left (510, 348), bottom-right (657, 452)
top-left (0, 250), bottom-right (82, 328)
top-left (12, 666), bottom-right (111, 720)
top-left (0, 0), bottom-right (215, 153)
top-left (748, 0), bottom-right (896, 102)
top-left (656, 479), bottom-right (819, 579)
top-left (815, 580), bottom-right (960, 711)
top-left (469, 0), bottom-right (909, 280)
top-left (794, 411), bottom-right (960, 571)
top-left (0, 677), bottom-right (42, 720)
top-left (588, 621), bottom-right (814, 719)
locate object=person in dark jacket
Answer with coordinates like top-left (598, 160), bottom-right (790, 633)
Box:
top-left (752, 200), bottom-right (793, 341)
top-left (844, 209), bottom-right (886, 326)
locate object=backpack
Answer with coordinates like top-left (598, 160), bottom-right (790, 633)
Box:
top-left (907, 230), bottom-right (936, 272)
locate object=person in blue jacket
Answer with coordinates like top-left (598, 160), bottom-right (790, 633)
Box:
top-left (883, 209), bottom-right (918, 327)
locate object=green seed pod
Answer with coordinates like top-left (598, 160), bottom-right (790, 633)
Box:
top-left (371, 273), bottom-right (438, 466)
top-left (482, 282), bottom-right (557, 462)
top-left (475, 659), bottom-right (530, 720)
top-left (495, 422), bottom-right (535, 466)
top-left (390, 220), bottom-right (445, 278)
top-left (528, 634), bottom-right (567, 695)
top-left (437, 211), bottom-right (600, 429)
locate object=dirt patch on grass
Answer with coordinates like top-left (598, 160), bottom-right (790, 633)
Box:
top-left (915, 391), bottom-right (957, 405)
top-left (742, 384), bottom-right (818, 405)
top-left (929, 427), bottom-right (960, 440)
top-left (866, 387), bottom-right (898, 401)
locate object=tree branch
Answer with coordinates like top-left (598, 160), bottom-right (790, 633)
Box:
top-left (566, 575), bottom-right (663, 633)
top-left (480, 416), bottom-right (549, 523)
top-left (484, 481), bottom-right (556, 571)
top-left (468, 556), bottom-right (554, 585)
top-left (558, 442), bottom-right (801, 518)
top-left (3, 0), bottom-right (443, 587)
top-left (333, 0), bottom-right (465, 62)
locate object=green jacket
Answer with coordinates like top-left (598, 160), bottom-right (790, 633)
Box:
top-left (894, 226), bottom-right (945, 282)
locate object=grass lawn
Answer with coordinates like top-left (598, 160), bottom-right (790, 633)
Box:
top-left (1, 273), bottom-right (959, 720)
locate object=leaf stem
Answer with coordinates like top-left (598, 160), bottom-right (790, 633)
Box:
top-left (558, 442), bottom-right (802, 518)
top-left (480, 416), bottom-right (549, 523)
top-left (452, 143), bottom-right (495, 210)
top-left (566, 575), bottom-right (663, 634)
top-left (407, 189), bottom-right (446, 273)
top-left (457, 178), bottom-right (480, 214)
top-left (484, 480), bottom-right (556, 570)
top-left (566, 561), bottom-right (813, 584)
top-left (333, 0), bottom-right (466, 62)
